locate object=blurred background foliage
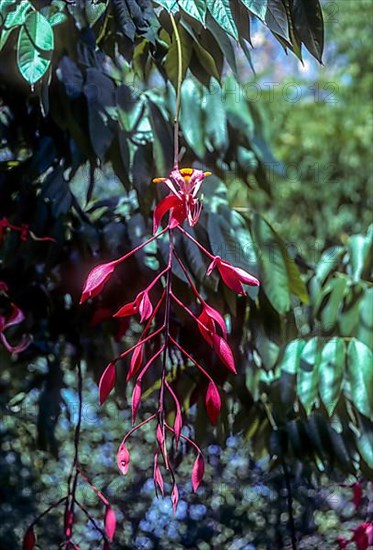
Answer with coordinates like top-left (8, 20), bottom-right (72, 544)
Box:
top-left (0, 0), bottom-right (372, 548)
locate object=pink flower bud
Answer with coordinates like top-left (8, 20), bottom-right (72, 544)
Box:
top-left (80, 260), bottom-right (117, 303)
top-left (171, 483), bottom-right (179, 514)
top-left (132, 381), bottom-right (142, 425)
top-left (192, 453), bottom-right (205, 492)
top-left (23, 527), bottom-right (36, 550)
top-left (207, 256), bottom-right (259, 295)
top-left (117, 442), bottom-right (130, 475)
top-left (205, 381), bottom-right (221, 425)
top-left (211, 333), bottom-right (236, 374)
top-left (99, 362), bottom-right (116, 406)
top-left (104, 506), bottom-right (116, 542)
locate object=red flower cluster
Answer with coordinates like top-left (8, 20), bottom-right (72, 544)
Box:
top-left (80, 168), bottom-right (259, 511)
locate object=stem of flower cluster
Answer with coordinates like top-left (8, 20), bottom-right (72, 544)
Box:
top-left (158, 229), bottom-right (174, 468)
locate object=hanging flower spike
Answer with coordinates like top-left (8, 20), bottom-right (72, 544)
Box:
top-left (113, 290), bottom-right (153, 323)
top-left (80, 260), bottom-right (118, 304)
top-left (153, 168), bottom-right (211, 230)
top-left (207, 256), bottom-right (259, 296)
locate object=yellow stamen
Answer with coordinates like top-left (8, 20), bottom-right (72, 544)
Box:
top-left (180, 168), bottom-right (194, 176)
top-left (153, 177), bottom-right (166, 184)
top-left (204, 171), bottom-right (212, 177)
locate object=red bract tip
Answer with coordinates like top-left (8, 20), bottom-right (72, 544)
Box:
top-left (205, 381), bottom-right (221, 425)
top-left (153, 453), bottom-right (164, 495)
top-left (117, 443), bottom-right (130, 475)
top-left (80, 260), bottom-right (117, 304)
top-left (104, 506), bottom-right (116, 542)
top-left (132, 381), bottom-right (142, 425)
top-left (23, 526), bottom-right (36, 550)
top-left (211, 333), bottom-right (236, 374)
top-left (127, 344), bottom-right (144, 381)
top-left (192, 454), bottom-right (205, 492)
top-left (171, 483), bottom-right (179, 514)
top-left (207, 256), bottom-right (259, 295)
top-left (99, 362), bottom-right (116, 406)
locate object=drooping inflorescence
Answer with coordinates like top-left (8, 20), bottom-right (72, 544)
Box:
top-left (80, 167), bottom-right (260, 511)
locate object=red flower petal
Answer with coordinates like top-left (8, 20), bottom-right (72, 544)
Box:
top-left (198, 309), bottom-right (215, 346)
top-left (212, 333), bottom-right (237, 373)
top-left (113, 300), bottom-right (137, 318)
top-left (5, 304), bottom-right (25, 329)
top-left (132, 381), bottom-right (142, 425)
top-left (137, 292), bottom-right (153, 323)
top-left (80, 261), bottom-right (117, 304)
top-left (169, 203), bottom-right (187, 228)
top-left (99, 362), bottom-right (116, 406)
top-left (192, 454), bottom-right (205, 492)
top-left (205, 381), bottom-right (221, 424)
top-left (104, 506), bottom-right (116, 542)
top-left (218, 262), bottom-right (246, 295)
top-left (203, 303), bottom-right (227, 339)
top-left (117, 442), bottom-right (130, 475)
top-left (23, 527), bottom-right (36, 550)
top-left (153, 195), bottom-right (182, 234)
top-left (0, 333), bottom-right (32, 354)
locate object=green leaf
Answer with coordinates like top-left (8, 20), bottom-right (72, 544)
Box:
top-left (315, 246), bottom-right (345, 285)
top-left (265, 0), bottom-right (290, 41)
top-left (0, 0), bottom-right (33, 51)
top-left (17, 11), bottom-right (54, 85)
top-left (255, 329), bottom-right (280, 370)
top-left (339, 282), bottom-right (365, 336)
top-left (240, 0), bottom-right (267, 21)
top-left (279, 339), bottom-right (306, 375)
top-left (251, 213), bottom-right (291, 314)
top-left (291, 0), bottom-right (324, 62)
top-left (165, 23), bottom-right (192, 88)
top-left (267, 222), bottom-right (309, 304)
top-left (317, 275), bottom-right (349, 332)
top-left (153, 0), bottom-right (178, 13)
top-left (224, 77), bottom-right (254, 138)
top-left (357, 287), bottom-right (373, 349)
top-left (348, 232), bottom-right (372, 282)
top-left (192, 39), bottom-right (220, 82)
top-left (178, 0), bottom-right (206, 25)
top-left (180, 78), bottom-right (205, 158)
top-left (203, 79), bottom-right (229, 154)
top-left (85, 1), bottom-right (107, 26)
top-left (206, 0), bottom-right (238, 40)
top-left (346, 339), bottom-right (373, 420)
top-left (297, 337), bottom-right (321, 415)
top-left (318, 338), bottom-right (345, 416)
top-left (205, 12), bottom-right (238, 77)
top-left (357, 415), bottom-right (373, 469)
